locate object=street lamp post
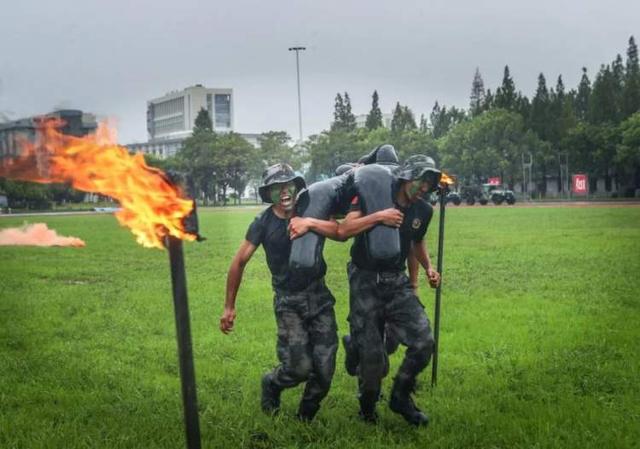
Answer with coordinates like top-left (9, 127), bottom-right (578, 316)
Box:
top-left (288, 46), bottom-right (306, 143)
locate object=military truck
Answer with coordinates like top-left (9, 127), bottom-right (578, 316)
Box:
top-left (483, 183), bottom-right (516, 205)
top-left (457, 183), bottom-right (516, 205)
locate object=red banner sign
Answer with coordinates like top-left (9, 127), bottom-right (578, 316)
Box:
top-left (572, 174), bottom-right (588, 195)
top-left (487, 177), bottom-right (501, 186)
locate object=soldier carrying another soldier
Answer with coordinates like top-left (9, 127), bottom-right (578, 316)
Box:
top-left (340, 155), bottom-right (442, 426)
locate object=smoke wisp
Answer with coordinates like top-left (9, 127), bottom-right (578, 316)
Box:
top-left (0, 223), bottom-right (85, 247)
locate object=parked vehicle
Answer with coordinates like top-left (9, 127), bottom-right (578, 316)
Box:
top-left (483, 184), bottom-right (516, 205)
top-left (457, 184), bottom-right (516, 205)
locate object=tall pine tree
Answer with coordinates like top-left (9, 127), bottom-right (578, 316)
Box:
top-left (484, 88), bottom-right (494, 110)
top-left (575, 67), bottom-right (591, 121)
top-left (530, 73), bottom-right (551, 140)
top-left (194, 107), bottom-right (213, 133)
top-left (623, 36), bottom-right (640, 117)
top-left (589, 65), bottom-right (618, 124)
top-left (342, 93), bottom-right (357, 131)
top-left (402, 106), bottom-right (417, 131)
top-left (365, 90), bottom-right (383, 130)
top-left (611, 54), bottom-right (625, 122)
top-left (469, 67), bottom-right (486, 116)
top-left (331, 93), bottom-right (345, 131)
top-left (494, 66), bottom-right (517, 110)
top-left (390, 102), bottom-right (417, 133)
top-left (331, 92), bottom-right (356, 132)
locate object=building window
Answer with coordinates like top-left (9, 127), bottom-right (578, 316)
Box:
top-left (214, 94), bottom-right (231, 129)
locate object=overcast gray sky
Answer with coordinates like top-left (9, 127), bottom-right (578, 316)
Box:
top-left (1, 0), bottom-right (638, 143)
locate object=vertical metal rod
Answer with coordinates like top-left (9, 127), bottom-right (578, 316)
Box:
top-left (289, 46), bottom-right (306, 143)
top-left (295, 50), bottom-right (303, 142)
top-left (167, 236), bottom-right (201, 449)
top-left (431, 185), bottom-right (447, 387)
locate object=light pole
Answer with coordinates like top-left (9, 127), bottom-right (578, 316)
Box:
top-left (522, 152), bottom-right (533, 201)
top-left (288, 46), bottom-right (306, 143)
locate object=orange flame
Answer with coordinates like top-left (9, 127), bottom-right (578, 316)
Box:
top-left (0, 119), bottom-right (195, 249)
top-left (440, 172), bottom-right (455, 185)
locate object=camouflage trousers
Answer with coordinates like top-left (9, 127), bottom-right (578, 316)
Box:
top-left (267, 278), bottom-right (338, 406)
top-left (347, 262), bottom-right (435, 401)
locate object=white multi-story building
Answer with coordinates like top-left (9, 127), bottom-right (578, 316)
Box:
top-left (147, 84), bottom-right (233, 141)
top-left (127, 84), bottom-right (249, 158)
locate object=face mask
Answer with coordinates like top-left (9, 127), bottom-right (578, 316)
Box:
top-left (270, 183), bottom-right (297, 208)
top-left (408, 180), bottom-right (424, 198)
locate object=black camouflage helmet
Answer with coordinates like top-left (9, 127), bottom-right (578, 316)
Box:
top-left (395, 155), bottom-right (442, 191)
top-left (258, 163), bottom-right (306, 203)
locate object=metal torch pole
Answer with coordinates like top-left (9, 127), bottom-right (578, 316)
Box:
top-left (431, 184), bottom-right (447, 387)
top-left (166, 236), bottom-right (201, 449)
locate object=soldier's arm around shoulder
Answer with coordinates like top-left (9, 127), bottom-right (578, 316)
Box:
top-left (336, 197), bottom-right (404, 241)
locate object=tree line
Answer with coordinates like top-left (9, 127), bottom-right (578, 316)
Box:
top-left (306, 36), bottom-right (640, 196)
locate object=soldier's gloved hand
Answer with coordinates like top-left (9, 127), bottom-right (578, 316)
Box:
top-left (220, 307), bottom-right (237, 334)
top-left (427, 267), bottom-right (441, 288)
top-left (288, 217), bottom-right (310, 240)
top-left (376, 208), bottom-right (404, 227)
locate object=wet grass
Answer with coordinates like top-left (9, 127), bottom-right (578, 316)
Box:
top-left (1, 205), bottom-right (639, 449)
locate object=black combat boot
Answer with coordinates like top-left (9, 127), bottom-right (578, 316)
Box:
top-left (389, 377), bottom-right (429, 427)
top-left (296, 400), bottom-right (320, 422)
top-left (358, 389), bottom-right (379, 424)
top-left (261, 374), bottom-right (282, 415)
top-left (342, 335), bottom-right (359, 376)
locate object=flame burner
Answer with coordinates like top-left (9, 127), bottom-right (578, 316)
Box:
top-left (165, 233), bottom-right (201, 449)
top-left (162, 181), bottom-right (203, 449)
top-left (161, 194), bottom-right (204, 449)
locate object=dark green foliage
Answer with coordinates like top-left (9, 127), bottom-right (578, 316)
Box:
top-left (194, 107), bottom-right (213, 133)
top-left (257, 131), bottom-right (295, 166)
top-left (365, 90), bottom-right (383, 130)
top-left (494, 66), bottom-right (517, 111)
top-left (615, 112), bottom-right (640, 191)
top-left (177, 126), bottom-right (257, 205)
top-left (530, 73), bottom-right (551, 141)
top-left (589, 65), bottom-right (619, 124)
top-left (438, 109), bottom-right (544, 186)
top-left (575, 67), bottom-right (591, 121)
top-left (391, 103), bottom-right (417, 134)
top-left (484, 88), bottom-right (494, 111)
top-left (429, 102), bottom-right (465, 139)
top-left (214, 132), bottom-right (257, 205)
top-left (623, 36), bottom-right (640, 117)
top-left (0, 178), bottom-right (52, 209)
top-left (331, 92), bottom-right (356, 132)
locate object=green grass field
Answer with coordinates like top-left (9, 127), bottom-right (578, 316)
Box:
top-left (1, 206), bottom-right (639, 449)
